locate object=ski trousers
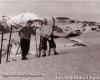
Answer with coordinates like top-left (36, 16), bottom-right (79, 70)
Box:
top-left (20, 38), bottom-right (30, 58)
top-left (41, 35), bottom-right (56, 50)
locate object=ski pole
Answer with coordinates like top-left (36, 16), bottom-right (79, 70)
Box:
top-left (6, 25), bottom-right (13, 62)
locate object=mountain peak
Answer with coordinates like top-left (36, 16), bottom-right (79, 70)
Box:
top-left (9, 12), bottom-right (38, 24)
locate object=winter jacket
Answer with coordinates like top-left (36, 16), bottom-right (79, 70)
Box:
top-left (40, 24), bottom-right (52, 38)
top-left (18, 26), bottom-right (35, 40)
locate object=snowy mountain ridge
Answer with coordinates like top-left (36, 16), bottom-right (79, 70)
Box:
top-left (8, 12), bottom-right (38, 24)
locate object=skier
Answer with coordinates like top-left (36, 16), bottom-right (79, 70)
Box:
top-left (18, 20), bottom-right (36, 60)
top-left (39, 19), bottom-right (58, 57)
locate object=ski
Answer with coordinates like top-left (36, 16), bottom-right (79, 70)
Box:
top-left (48, 17), bottom-right (55, 56)
top-left (15, 44), bottom-right (20, 55)
top-left (34, 27), bottom-right (39, 57)
top-left (6, 25), bottom-right (13, 62)
top-left (38, 36), bottom-right (42, 57)
top-left (37, 21), bottom-right (43, 57)
top-left (0, 31), bottom-right (4, 64)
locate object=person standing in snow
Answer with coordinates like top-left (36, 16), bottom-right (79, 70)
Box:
top-left (39, 19), bottom-right (58, 57)
top-left (18, 20), bottom-right (36, 60)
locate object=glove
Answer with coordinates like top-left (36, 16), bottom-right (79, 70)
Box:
top-left (48, 37), bottom-right (51, 40)
top-left (45, 35), bottom-right (49, 39)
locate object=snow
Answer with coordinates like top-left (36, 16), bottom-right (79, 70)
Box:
top-left (7, 12), bottom-right (38, 25)
top-left (0, 31), bottom-right (100, 80)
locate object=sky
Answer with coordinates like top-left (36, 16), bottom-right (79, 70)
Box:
top-left (0, 0), bottom-right (100, 21)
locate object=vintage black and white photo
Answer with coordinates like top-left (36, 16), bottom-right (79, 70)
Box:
top-left (0, 0), bottom-right (100, 80)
